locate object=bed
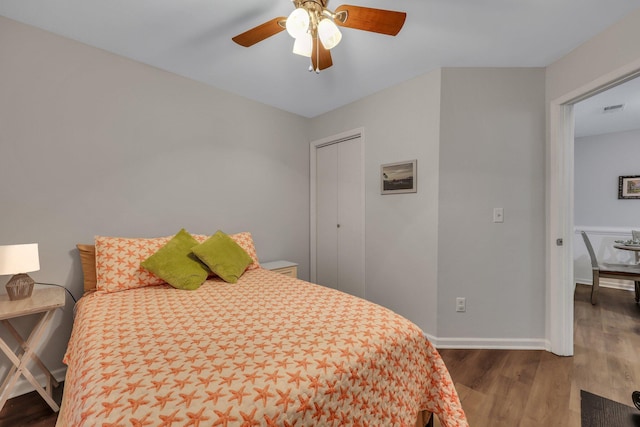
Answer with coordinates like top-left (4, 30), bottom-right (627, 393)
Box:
top-left (57, 231), bottom-right (467, 427)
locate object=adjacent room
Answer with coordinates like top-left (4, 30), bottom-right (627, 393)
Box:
top-left (1, 1), bottom-right (640, 426)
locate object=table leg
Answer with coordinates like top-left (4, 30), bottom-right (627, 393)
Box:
top-left (0, 319), bottom-right (59, 390)
top-left (0, 310), bottom-right (60, 412)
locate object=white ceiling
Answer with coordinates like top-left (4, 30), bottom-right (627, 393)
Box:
top-left (574, 75), bottom-right (640, 138)
top-left (1, 1), bottom-right (639, 120)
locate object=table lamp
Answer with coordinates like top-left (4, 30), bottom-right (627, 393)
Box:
top-left (0, 244), bottom-right (40, 300)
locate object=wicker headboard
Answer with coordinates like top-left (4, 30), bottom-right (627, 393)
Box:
top-left (77, 244), bottom-right (97, 294)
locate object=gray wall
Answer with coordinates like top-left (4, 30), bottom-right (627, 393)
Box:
top-left (575, 129), bottom-right (640, 227)
top-left (437, 68), bottom-right (546, 344)
top-left (308, 70), bottom-right (443, 336)
top-left (309, 67), bottom-right (548, 347)
top-left (545, 9), bottom-right (640, 103)
top-left (0, 16), bottom-right (310, 386)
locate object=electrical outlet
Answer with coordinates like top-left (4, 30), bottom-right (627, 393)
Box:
top-left (456, 297), bottom-right (466, 312)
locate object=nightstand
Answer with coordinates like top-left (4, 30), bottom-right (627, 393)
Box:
top-left (0, 286), bottom-right (65, 412)
top-left (261, 261), bottom-right (298, 278)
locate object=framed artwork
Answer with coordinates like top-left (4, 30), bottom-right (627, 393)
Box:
top-left (381, 160), bottom-right (417, 194)
top-left (618, 175), bottom-right (640, 199)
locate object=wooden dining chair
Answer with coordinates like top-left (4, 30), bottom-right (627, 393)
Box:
top-left (580, 231), bottom-right (640, 305)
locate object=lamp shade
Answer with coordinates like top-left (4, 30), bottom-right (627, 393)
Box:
top-left (286, 8), bottom-right (310, 39)
top-left (0, 244), bottom-right (40, 275)
top-left (318, 18), bottom-right (342, 50)
top-left (292, 32), bottom-right (313, 57)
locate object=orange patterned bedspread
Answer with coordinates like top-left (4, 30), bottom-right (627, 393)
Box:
top-left (58, 269), bottom-right (467, 427)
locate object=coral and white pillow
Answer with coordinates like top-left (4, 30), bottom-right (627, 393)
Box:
top-left (95, 235), bottom-right (173, 293)
top-left (228, 232), bottom-right (260, 270)
top-left (95, 231), bottom-right (260, 293)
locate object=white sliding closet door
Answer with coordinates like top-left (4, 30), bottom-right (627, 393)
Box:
top-left (316, 143), bottom-right (339, 289)
top-left (315, 136), bottom-right (364, 298)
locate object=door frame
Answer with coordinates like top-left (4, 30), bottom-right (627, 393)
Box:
top-left (309, 127), bottom-right (365, 287)
top-left (548, 62), bottom-right (640, 356)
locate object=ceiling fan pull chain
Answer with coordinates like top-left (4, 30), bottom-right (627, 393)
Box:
top-left (315, 35), bottom-right (320, 74)
top-left (308, 36), bottom-right (313, 72)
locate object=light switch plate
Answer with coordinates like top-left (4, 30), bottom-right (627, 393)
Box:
top-left (493, 207), bottom-right (504, 223)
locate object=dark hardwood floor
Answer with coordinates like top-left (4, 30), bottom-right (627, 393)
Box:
top-left (1, 284), bottom-right (637, 426)
top-left (436, 284), bottom-right (640, 427)
top-left (0, 383), bottom-right (62, 427)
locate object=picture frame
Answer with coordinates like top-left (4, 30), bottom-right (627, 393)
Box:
top-left (381, 160), bottom-right (417, 194)
top-left (618, 175), bottom-right (640, 199)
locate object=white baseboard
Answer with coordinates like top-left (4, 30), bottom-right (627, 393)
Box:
top-left (425, 333), bottom-right (549, 351)
top-left (424, 332), bottom-right (437, 344)
top-left (9, 366), bottom-right (66, 399)
top-left (435, 337), bottom-right (549, 351)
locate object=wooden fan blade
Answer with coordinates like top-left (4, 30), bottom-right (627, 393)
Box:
top-left (312, 38), bottom-right (333, 71)
top-left (232, 17), bottom-right (287, 47)
top-left (335, 5), bottom-right (406, 36)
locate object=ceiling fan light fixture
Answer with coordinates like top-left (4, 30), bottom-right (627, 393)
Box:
top-left (232, 3), bottom-right (407, 70)
top-left (286, 8), bottom-right (310, 39)
top-left (292, 32), bottom-right (313, 57)
top-left (318, 18), bottom-right (342, 50)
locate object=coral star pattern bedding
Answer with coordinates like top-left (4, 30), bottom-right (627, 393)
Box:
top-left (58, 269), bottom-right (467, 426)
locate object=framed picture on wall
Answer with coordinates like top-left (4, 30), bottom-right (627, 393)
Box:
top-left (381, 160), bottom-right (417, 194)
top-left (618, 175), bottom-right (640, 199)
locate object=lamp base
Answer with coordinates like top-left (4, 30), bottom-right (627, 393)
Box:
top-left (6, 273), bottom-right (34, 300)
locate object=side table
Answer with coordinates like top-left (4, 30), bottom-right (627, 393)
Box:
top-left (261, 260), bottom-right (298, 278)
top-left (0, 286), bottom-right (65, 412)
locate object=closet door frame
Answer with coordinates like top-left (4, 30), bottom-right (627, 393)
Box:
top-left (310, 127), bottom-right (365, 292)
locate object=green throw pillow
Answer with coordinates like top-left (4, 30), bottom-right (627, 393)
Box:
top-left (192, 230), bottom-right (252, 284)
top-left (141, 228), bottom-right (210, 290)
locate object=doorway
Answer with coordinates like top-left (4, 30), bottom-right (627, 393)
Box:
top-left (573, 76), bottom-right (640, 292)
top-left (548, 68), bottom-right (640, 356)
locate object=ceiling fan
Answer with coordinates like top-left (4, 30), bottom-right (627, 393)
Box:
top-left (232, 0), bottom-right (406, 72)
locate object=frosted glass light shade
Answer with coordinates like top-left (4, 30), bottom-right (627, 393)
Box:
top-left (292, 32), bottom-right (312, 57)
top-left (286, 8), bottom-right (310, 39)
top-left (318, 18), bottom-right (342, 50)
top-left (0, 244), bottom-right (40, 275)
